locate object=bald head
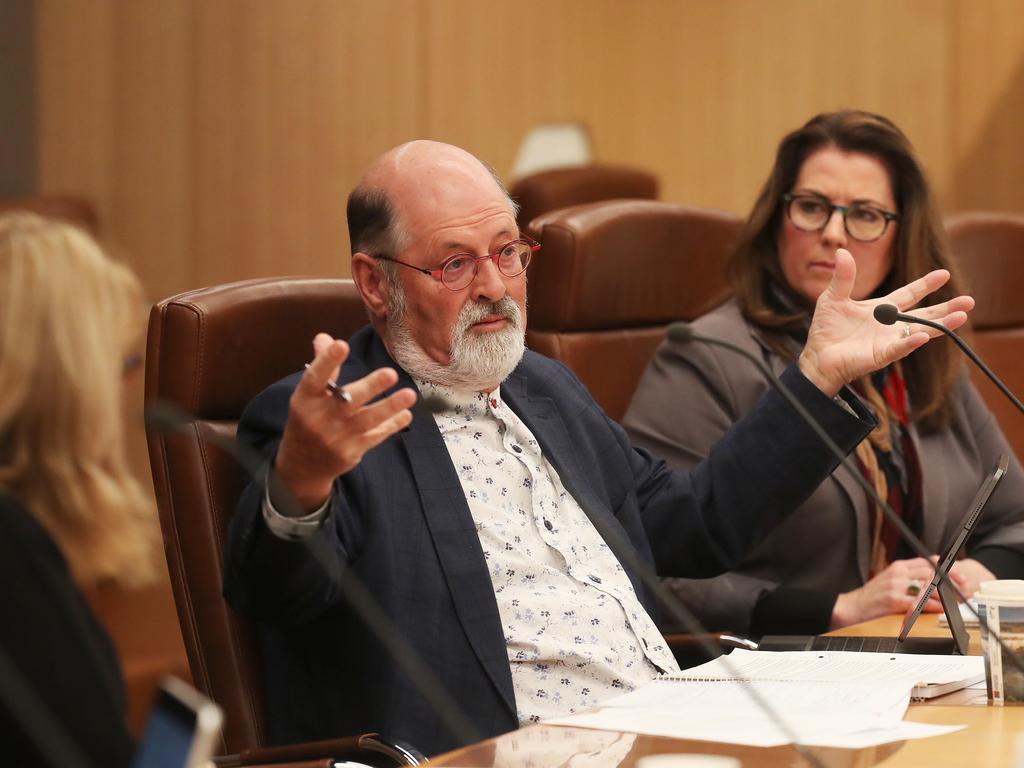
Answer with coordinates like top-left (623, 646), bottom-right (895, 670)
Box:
top-left (347, 141), bottom-right (517, 258)
top-left (347, 141), bottom-right (530, 390)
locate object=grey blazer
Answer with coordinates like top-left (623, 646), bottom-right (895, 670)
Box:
top-left (623, 298), bottom-right (1024, 636)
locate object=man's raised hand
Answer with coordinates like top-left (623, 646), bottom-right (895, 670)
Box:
top-left (799, 249), bottom-right (974, 396)
top-left (275, 333), bottom-right (417, 511)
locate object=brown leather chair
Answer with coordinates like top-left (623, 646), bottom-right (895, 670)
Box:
top-left (510, 164), bottom-right (658, 236)
top-left (526, 200), bottom-right (743, 422)
top-left (946, 211), bottom-right (1024, 459)
top-left (0, 195), bottom-right (100, 235)
top-left (145, 277), bottom-right (420, 766)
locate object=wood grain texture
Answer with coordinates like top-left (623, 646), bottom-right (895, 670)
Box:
top-left (43, 0), bottom-right (1022, 299)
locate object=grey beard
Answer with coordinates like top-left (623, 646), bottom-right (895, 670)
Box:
top-left (386, 295), bottom-right (525, 392)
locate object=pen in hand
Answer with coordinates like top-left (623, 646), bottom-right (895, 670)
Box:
top-left (304, 363), bottom-right (353, 403)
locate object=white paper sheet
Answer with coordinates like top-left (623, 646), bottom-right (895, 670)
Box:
top-left (938, 600), bottom-right (980, 627)
top-left (543, 650), bottom-right (978, 749)
top-left (547, 706), bottom-right (965, 748)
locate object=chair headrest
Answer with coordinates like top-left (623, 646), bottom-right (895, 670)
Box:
top-left (527, 200), bottom-right (742, 332)
top-left (145, 277), bottom-right (365, 419)
top-left (946, 212), bottom-right (1024, 329)
top-left (511, 164), bottom-right (658, 233)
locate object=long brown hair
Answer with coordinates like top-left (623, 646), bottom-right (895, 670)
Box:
top-left (0, 213), bottom-right (157, 587)
top-left (729, 110), bottom-right (962, 431)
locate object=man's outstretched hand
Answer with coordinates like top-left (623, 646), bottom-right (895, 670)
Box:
top-left (799, 249), bottom-right (975, 396)
top-left (275, 333), bottom-right (418, 512)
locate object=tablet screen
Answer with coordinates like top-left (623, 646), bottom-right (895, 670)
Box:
top-left (130, 687), bottom-right (196, 768)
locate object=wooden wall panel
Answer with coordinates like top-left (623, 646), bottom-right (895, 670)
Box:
top-left (39, 0), bottom-right (1024, 299)
top-left (189, 0), bottom-right (422, 288)
top-left (109, 1), bottom-right (193, 294)
top-left (37, 1), bottom-right (115, 227)
top-left (420, 0), bottom-right (953, 215)
top-left (950, 0), bottom-right (1024, 212)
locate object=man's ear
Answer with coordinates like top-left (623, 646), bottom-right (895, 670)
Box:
top-left (352, 252), bottom-right (388, 321)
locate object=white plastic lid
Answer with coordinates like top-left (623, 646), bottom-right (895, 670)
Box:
top-left (976, 579), bottom-right (1024, 604)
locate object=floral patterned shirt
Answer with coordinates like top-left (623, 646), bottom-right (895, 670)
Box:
top-left (420, 380), bottom-right (679, 724)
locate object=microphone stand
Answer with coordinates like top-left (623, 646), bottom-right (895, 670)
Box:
top-left (669, 323), bottom-right (1024, 678)
top-left (874, 304), bottom-right (1024, 416)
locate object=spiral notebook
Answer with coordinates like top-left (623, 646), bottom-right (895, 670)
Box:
top-left (660, 648), bottom-right (984, 701)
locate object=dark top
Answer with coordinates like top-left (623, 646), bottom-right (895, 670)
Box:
top-left (224, 324), bottom-right (872, 756)
top-left (0, 493), bottom-right (133, 767)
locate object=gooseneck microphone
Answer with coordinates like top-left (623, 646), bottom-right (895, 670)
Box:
top-left (145, 401), bottom-right (476, 755)
top-left (873, 303), bottom-right (1024, 416)
top-left (666, 322), bottom-right (1024, 673)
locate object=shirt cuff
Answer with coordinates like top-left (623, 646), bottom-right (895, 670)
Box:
top-left (261, 481), bottom-right (330, 541)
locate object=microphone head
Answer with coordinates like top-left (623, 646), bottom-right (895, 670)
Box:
top-left (144, 400), bottom-right (196, 435)
top-left (873, 303), bottom-right (900, 326)
top-left (666, 321), bottom-right (695, 344)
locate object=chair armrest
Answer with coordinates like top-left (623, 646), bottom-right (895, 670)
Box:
top-left (663, 632), bottom-right (757, 651)
top-left (356, 734), bottom-right (426, 765)
top-left (217, 733), bottom-right (424, 767)
top-left (664, 632), bottom-right (758, 669)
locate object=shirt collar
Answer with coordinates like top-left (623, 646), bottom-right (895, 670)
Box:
top-left (415, 378), bottom-right (501, 417)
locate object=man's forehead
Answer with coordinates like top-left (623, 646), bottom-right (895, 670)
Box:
top-left (390, 161), bottom-right (512, 237)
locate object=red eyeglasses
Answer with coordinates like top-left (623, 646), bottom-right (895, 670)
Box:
top-left (376, 236), bottom-right (539, 291)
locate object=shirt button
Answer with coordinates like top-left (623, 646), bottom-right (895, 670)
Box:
top-left (588, 574), bottom-right (602, 585)
top-left (544, 519), bottom-right (553, 531)
top-left (511, 444), bottom-right (522, 453)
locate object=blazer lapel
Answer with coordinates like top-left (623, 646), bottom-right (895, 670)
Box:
top-left (374, 338), bottom-right (515, 717)
top-left (752, 328), bottom-right (874, 582)
top-left (832, 462), bottom-right (873, 582)
top-left (500, 370), bottom-right (626, 560)
top-left (500, 372), bottom-right (596, 518)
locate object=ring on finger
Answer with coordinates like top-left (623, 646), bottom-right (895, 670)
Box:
top-left (902, 323), bottom-right (912, 338)
top-left (906, 578), bottom-right (923, 596)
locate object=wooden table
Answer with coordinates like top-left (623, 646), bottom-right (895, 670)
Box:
top-left (427, 615), bottom-right (1024, 767)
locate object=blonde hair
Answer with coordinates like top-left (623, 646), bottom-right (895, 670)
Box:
top-left (0, 212), bottom-right (156, 587)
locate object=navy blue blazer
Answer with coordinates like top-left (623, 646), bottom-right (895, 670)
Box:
top-left (224, 325), bottom-right (871, 756)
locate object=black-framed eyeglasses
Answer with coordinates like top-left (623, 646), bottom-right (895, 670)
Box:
top-left (782, 192), bottom-right (900, 243)
top-left (375, 236), bottom-right (539, 291)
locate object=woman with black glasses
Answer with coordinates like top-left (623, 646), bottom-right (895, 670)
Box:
top-left (624, 110), bottom-right (1024, 638)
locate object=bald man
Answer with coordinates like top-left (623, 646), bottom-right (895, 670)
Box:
top-left (224, 141), bottom-right (972, 755)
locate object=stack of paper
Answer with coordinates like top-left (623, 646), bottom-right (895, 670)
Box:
top-left (938, 600), bottom-right (980, 627)
top-left (545, 649), bottom-right (983, 749)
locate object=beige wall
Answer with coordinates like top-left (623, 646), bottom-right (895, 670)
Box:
top-left (37, 0), bottom-right (1024, 300)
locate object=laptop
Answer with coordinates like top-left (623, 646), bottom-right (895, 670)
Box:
top-left (759, 453), bottom-right (1009, 656)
